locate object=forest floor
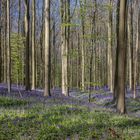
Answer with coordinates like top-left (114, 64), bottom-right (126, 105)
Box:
top-left (0, 84), bottom-right (140, 140)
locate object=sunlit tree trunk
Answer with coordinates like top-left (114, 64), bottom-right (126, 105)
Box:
top-left (61, 0), bottom-right (69, 96)
top-left (44, 0), bottom-right (51, 96)
top-left (107, 0), bottom-right (113, 92)
top-left (128, 8), bottom-right (132, 91)
top-left (24, 0), bottom-right (30, 90)
top-left (80, 0), bottom-right (86, 91)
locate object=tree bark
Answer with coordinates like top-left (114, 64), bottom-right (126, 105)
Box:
top-left (129, 2), bottom-right (134, 91)
top-left (133, 0), bottom-right (140, 99)
top-left (31, 0), bottom-right (36, 90)
top-left (44, 0), bottom-right (51, 96)
top-left (0, 29), bottom-right (1, 83)
top-left (107, 0), bottom-right (113, 92)
top-left (113, 0), bottom-right (120, 102)
top-left (61, 0), bottom-right (69, 96)
top-left (24, 0), bottom-right (31, 90)
top-left (6, 0), bottom-right (11, 93)
top-left (116, 0), bottom-right (127, 114)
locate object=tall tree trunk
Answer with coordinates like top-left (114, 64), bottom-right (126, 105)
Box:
top-left (52, 21), bottom-right (56, 89)
top-left (77, 32), bottom-right (81, 88)
top-left (129, 2), bottom-right (134, 91)
top-left (31, 0), bottom-right (36, 90)
top-left (107, 0), bottom-right (113, 92)
top-left (81, 24), bottom-right (85, 91)
top-left (44, 0), bottom-right (51, 96)
top-left (133, 0), bottom-right (140, 99)
top-left (80, 0), bottom-right (86, 91)
top-left (4, 1), bottom-right (7, 83)
top-left (116, 0), bottom-right (127, 114)
top-left (24, 0), bottom-right (30, 90)
top-left (113, 0), bottom-right (120, 102)
top-left (61, 0), bottom-right (69, 96)
top-left (17, 0), bottom-right (21, 85)
top-left (40, 0), bottom-right (45, 89)
top-left (128, 8), bottom-right (131, 91)
top-left (89, 0), bottom-right (96, 101)
top-left (0, 28), bottom-right (1, 83)
top-left (6, 0), bottom-right (11, 93)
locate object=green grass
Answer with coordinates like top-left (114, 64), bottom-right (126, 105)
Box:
top-left (0, 96), bottom-right (29, 107)
top-left (0, 96), bottom-right (140, 140)
top-left (126, 98), bottom-right (140, 112)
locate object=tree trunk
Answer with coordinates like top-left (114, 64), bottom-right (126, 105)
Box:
top-left (113, 0), bottom-right (120, 102)
top-left (31, 0), bottom-right (36, 90)
top-left (61, 0), bottom-right (69, 96)
top-left (129, 2), bottom-right (134, 91)
top-left (17, 0), bottom-right (21, 85)
top-left (116, 0), bottom-right (127, 114)
top-left (0, 28), bottom-right (1, 83)
top-left (80, 0), bottom-right (86, 91)
top-left (6, 0), bottom-right (11, 93)
top-left (107, 0), bottom-right (113, 92)
top-left (89, 0), bottom-right (96, 101)
top-left (24, 0), bottom-right (30, 90)
top-left (133, 0), bottom-right (140, 99)
top-left (44, 0), bottom-right (51, 96)
top-left (77, 32), bottom-right (81, 88)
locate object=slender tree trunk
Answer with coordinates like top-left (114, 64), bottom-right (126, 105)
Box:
top-left (52, 22), bottom-right (56, 89)
top-left (0, 28), bottom-right (1, 83)
top-left (113, 0), bottom-right (120, 102)
top-left (1, 0), bottom-right (7, 83)
top-left (1, 0), bottom-right (4, 82)
top-left (133, 0), bottom-right (140, 99)
top-left (129, 2), bottom-right (134, 91)
top-left (31, 0), bottom-right (36, 90)
top-left (61, 0), bottom-right (69, 96)
top-left (77, 32), bottom-right (81, 88)
top-left (24, 0), bottom-right (30, 90)
top-left (40, 0), bottom-right (44, 89)
top-left (80, 0), bottom-right (86, 91)
top-left (128, 10), bottom-right (132, 91)
top-left (4, 1), bottom-right (7, 84)
top-left (6, 0), bottom-right (11, 93)
top-left (81, 25), bottom-right (85, 91)
top-left (44, 0), bottom-right (51, 96)
top-left (17, 0), bottom-right (21, 85)
top-left (116, 0), bottom-right (127, 114)
top-left (89, 0), bottom-right (96, 101)
top-left (107, 0), bottom-right (113, 92)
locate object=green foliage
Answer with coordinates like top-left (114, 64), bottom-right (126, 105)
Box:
top-left (61, 23), bottom-right (80, 27)
top-left (0, 96), bottom-right (28, 107)
top-left (10, 33), bottom-right (25, 84)
top-left (126, 98), bottom-right (140, 112)
top-left (0, 96), bottom-right (140, 140)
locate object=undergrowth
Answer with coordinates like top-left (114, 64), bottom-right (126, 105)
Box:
top-left (0, 96), bottom-right (140, 140)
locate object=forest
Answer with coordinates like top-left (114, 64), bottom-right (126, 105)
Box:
top-left (0, 0), bottom-right (140, 139)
